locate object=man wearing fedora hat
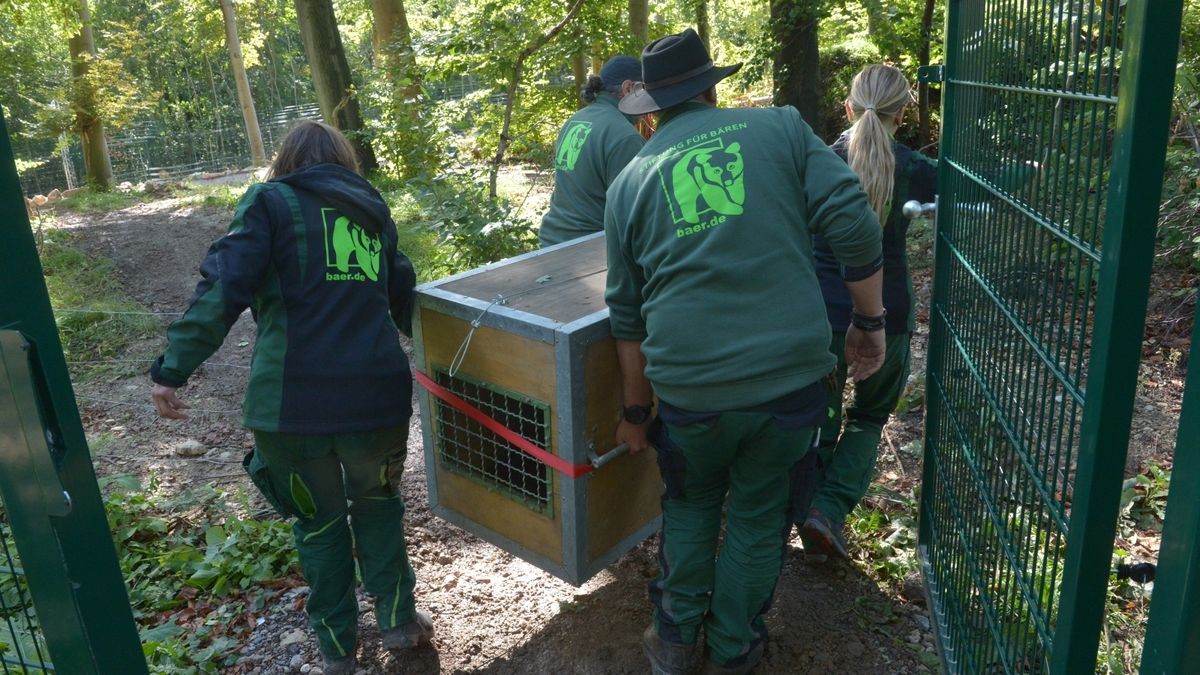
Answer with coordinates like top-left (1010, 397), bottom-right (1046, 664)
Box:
top-left (538, 55), bottom-right (645, 247)
top-left (603, 28), bottom-right (887, 675)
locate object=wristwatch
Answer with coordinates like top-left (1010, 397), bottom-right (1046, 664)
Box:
top-left (622, 404), bottom-right (653, 425)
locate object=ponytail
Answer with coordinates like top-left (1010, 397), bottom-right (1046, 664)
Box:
top-left (581, 75), bottom-right (605, 103)
top-left (845, 65), bottom-right (912, 224)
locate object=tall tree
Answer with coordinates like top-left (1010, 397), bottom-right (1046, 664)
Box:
top-left (69, 0), bottom-right (113, 191)
top-left (917, 0), bottom-right (936, 148)
top-left (571, 48), bottom-right (587, 109)
top-left (220, 0), bottom-right (267, 166)
top-left (294, 0), bottom-right (377, 171)
top-left (489, 0), bottom-right (588, 198)
top-left (695, 0), bottom-right (710, 50)
top-left (371, 0), bottom-right (419, 99)
top-left (771, 0), bottom-right (823, 133)
top-left (628, 0), bottom-right (648, 43)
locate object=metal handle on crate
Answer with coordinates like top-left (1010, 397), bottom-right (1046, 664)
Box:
top-left (588, 443), bottom-right (631, 469)
top-left (902, 200), bottom-right (937, 220)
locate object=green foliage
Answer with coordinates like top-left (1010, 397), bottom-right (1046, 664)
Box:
top-left (0, 520), bottom-right (49, 666)
top-left (847, 485), bottom-right (920, 585)
top-left (102, 476), bottom-right (298, 673)
top-left (1119, 464), bottom-right (1171, 532)
top-left (1159, 0), bottom-right (1200, 271)
top-left (59, 187), bottom-right (143, 212)
top-left (381, 171), bottom-right (538, 281)
top-left (39, 225), bottom-right (159, 363)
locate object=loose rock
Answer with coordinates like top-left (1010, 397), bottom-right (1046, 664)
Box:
top-left (173, 439), bottom-right (208, 457)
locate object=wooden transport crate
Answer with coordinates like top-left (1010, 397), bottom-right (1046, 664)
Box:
top-left (412, 233), bottom-right (662, 585)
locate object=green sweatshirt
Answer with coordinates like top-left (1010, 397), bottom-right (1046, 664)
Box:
top-left (539, 93), bottom-right (644, 247)
top-left (604, 102), bottom-right (882, 411)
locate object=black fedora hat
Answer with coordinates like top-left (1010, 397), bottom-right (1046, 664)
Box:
top-left (619, 28), bottom-right (742, 116)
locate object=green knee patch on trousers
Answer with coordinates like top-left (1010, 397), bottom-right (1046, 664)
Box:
top-left (290, 473), bottom-right (317, 518)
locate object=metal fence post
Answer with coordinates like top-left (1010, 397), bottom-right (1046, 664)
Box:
top-left (1140, 312), bottom-right (1200, 673)
top-left (1051, 1), bottom-right (1184, 671)
top-left (0, 105), bottom-right (148, 672)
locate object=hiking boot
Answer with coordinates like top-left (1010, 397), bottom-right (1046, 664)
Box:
top-left (381, 610), bottom-right (434, 651)
top-left (701, 641), bottom-right (766, 675)
top-left (800, 509), bottom-right (848, 560)
top-left (642, 624), bottom-right (694, 675)
top-left (322, 654), bottom-right (356, 675)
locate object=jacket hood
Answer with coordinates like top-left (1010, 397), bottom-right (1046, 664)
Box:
top-left (273, 163), bottom-right (391, 234)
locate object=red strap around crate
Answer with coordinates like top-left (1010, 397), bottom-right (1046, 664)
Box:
top-left (414, 369), bottom-right (595, 479)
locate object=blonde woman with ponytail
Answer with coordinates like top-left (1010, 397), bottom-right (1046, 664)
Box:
top-left (798, 64), bottom-right (938, 560)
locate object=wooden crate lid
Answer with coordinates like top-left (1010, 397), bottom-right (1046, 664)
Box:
top-left (433, 234), bottom-right (608, 325)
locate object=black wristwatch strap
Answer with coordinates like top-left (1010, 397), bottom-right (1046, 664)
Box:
top-left (850, 309), bottom-right (887, 332)
top-left (623, 404), bottom-right (653, 424)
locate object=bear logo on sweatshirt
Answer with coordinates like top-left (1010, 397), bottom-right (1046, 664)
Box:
top-left (660, 139), bottom-right (745, 228)
top-left (555, 121), bottom-right (593, 171)
top-left (322, 208), bottom-right (381, 282)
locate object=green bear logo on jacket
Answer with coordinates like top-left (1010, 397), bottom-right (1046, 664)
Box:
top-left (555, 121), bottom-right (593, 171)
top-left (662, 139), bottom-right (745, 226)
top-left (322, 208), bottom-right (381, 282)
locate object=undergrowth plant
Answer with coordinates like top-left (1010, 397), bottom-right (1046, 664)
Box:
top-left (102, 475), bottom-right (298, 673)
top-left (848, 484), bottom-right (921, 586)
top-left (39, 226), bottom-right (159, 367)
top-left (381, 170), bottom-right (537, 282)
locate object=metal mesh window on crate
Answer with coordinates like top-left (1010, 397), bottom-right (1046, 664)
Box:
top-left (0, 501), bottom-right (53, 674)
top-left (432, 368), bottom-right (553, 515)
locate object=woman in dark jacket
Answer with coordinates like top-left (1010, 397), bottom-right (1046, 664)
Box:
top-left (150, 121), bottom-right (429, 674)
top-left (801, 65), bottom-right (938, 560)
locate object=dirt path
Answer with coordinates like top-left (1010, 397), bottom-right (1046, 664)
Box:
top-left (56, 175), bottom-right (1189, 674)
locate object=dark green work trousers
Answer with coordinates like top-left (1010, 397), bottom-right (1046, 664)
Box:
top-left (810, 332), bottom-right (912, 526)
top-left (649, 410), bottom-right (813, 667)
top-left (250, 425), bottom-right (416, 659)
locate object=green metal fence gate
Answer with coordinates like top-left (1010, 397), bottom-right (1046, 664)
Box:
top-left (0, 110), bottom-right (147, 671)
top-left (919, 1), bottom-right (1183, 673)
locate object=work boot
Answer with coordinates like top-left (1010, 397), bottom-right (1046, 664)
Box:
top-left (800, 509), bottom-right (848, 560)
top-left (642, 624), bottom-right (694, 675)
top-left (701, 641), bottom-right (765, 675)
top-left (322, 654), bottom-right (356, 675)
top-left (381, 610), bottom-right (434, 651)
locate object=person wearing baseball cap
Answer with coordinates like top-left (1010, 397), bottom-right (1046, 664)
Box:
top-left (604, 28), bottom-right (886, 675)
top-left (538, 55), bottom-right (645, 247)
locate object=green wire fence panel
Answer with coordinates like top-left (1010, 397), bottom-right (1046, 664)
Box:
top-left (0, 499), bottom-right (53, 674)
top-left (920, 1), bottom-right (1182, 673)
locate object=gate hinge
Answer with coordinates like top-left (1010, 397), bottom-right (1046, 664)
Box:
top-left (918, 64), bottom-right (945, 83)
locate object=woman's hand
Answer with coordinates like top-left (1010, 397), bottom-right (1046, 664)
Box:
top-left (152, 384), bottom-right (191, 420)
top-left (845, 326), bottom-right (885, 381)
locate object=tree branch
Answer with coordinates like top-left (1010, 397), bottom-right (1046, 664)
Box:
top-left (489, 0), bottom-right (588, 199)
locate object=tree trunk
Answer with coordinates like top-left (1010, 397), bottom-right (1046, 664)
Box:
top-left (489, 0), bottom-right (588, 199)
top-left (628, 0), bottom-right (649, 44)
top-left (917, 0), bottom-right (936, 149)
top-left (771, 0), bottom-right (823, 135)
top-left (590, 48), bottom-right (603, 76)
top-left (571, 49), bottom-right (587, 109)
top-left (69, 0), bottom-right (113, 191)
top-left (220, 0), bottom-right (266, 166)
top-left (294, 0), bottom-right (378, 171)
top-left (371, 0), bottom-right (420, 101)
top-left (696, 0), bottom-right (710, 50)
